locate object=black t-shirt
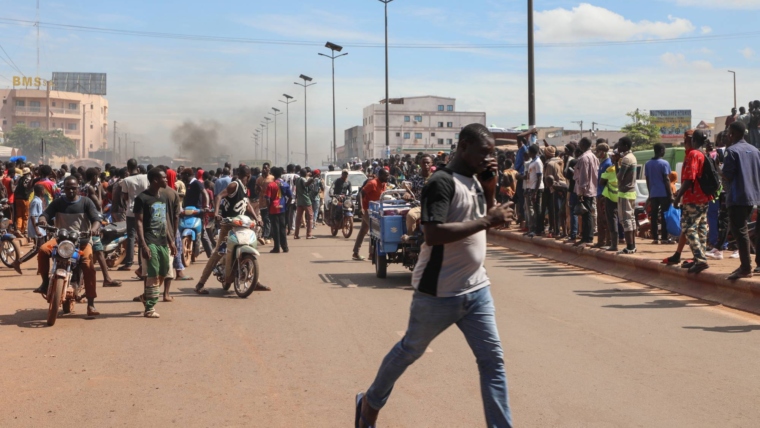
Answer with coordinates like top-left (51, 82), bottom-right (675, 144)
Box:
top-left (133, 190), bottom-right (170, 246)
top-left (41, 196), bottom-right (100, 233)
top-left (183, 179), bottom-right (205, 208)
top-left (14, 174), bottom-right (32, 200)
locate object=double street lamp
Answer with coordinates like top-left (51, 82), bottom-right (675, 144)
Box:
top-left (319, 42), bottom-right (348, 164)
top-left (279, 94), bottom-right (297, 165)
top-left (294, 74), bottom-right (316, 166)
top-left (270, 107), bottom-right (283, 166)
top-left (263, 117), bottom-right (272, 159)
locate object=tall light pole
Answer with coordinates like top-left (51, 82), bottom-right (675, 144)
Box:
top-left (294, 74), bottom-right (316, 166)
top-left (271, 107), bottom-right (283, 166)
top-left (379, 0), bottom-right (393, 159)
top-left (728, 70), bottom-right (737, 110)
top-left (319, 42), bottom-right (348, 163)
top-left (260, 123), bottom-right (267, 160)
top-left (264, 117), bottom-right (272, 161)
top-left (528, 0), bottom-right (536, 132)
top-left (279, 94), bottom-right (297, 165)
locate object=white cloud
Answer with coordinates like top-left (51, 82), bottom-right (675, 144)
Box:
top-left (660, 52), bottom-right (713, 70)
top-left (672, 0), bottom-right (760, 9)
top-left (700, 26), bottom-right (712, 34)
top-left (535, 3), bottom-right (695, 42)
top-left (741, 47), bottom-right (755, 59)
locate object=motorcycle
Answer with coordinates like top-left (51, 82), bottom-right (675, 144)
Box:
top-left (0, 198), bottom-right (22, 271)
top-left (179, 206), bottom-right (205, 267)
top-left (211, 215), bottom-right (260, 298)
top-left (325, 195), bottom-right (355, 238)
top-left (100, 219), bottom-right (129, 268)
top-left (43, 226), bottom-right (89, 326)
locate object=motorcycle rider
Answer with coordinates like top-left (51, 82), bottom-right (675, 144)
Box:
top-left (34, 176), bottom-right (102, 317)
top-left (328, 169), bottom-right (352, 222)
top-left (194, 165), bottom-right (270, 294)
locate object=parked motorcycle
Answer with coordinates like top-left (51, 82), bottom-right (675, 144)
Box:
top-left (179, 206), bottom-right (205, 267)
top-left (43, 226), bottom-right (89, 326)
top-left (0, 198), bottom-right (22, 271)
top-left (100, 219), bottom-right (129, 268)
top-left (325, 196), bottom-right (355, 238)
top-left (211, 215), bottom-right (260, 298)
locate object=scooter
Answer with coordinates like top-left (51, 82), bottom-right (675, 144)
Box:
top-left (0, 198), bottom-right (22, 271)
top-left (43, 226), bottom-right (89, 326)
top-left (212, 215), bottom-right (260, 298)
top-left (179, 206), bottom-right (204, 267)
top-left (100, 219), bottom-right (129, 268)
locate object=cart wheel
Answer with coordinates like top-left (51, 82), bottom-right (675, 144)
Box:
top-left (375, 245), bottom-right (387, 279)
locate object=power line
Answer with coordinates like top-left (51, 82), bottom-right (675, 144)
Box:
top-left (0, 43), bottom-right (25, 75)
top-left (0, 17), bottom-right (758, 50)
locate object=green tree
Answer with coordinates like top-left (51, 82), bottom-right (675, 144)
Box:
top-left (622, 109), bottom-right (661, 151)
top-left (3, 125), bottom-right (77, 158)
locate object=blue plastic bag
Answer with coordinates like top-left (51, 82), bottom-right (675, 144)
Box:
top-left (664, 206), bottom-right (682, 237)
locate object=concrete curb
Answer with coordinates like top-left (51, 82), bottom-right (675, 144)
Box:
top-left (487, 229), bottom-right (760, 316)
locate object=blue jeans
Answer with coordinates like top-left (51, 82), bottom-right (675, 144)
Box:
top-left (366, 287), bottom-right (512, 427)
top-left (568, 193), bottom-right (579, 239)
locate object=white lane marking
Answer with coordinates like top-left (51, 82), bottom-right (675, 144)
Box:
top-left (338, 279), bottom-right (357, 288)
top-left (397, 331), bottom-right (432, 353)
top-left (312, 253), bottom-right (323, 259)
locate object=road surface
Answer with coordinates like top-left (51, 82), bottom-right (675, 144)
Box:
top-left (1, 227), bottom-right (760, 427)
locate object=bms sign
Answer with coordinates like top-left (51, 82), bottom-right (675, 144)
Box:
top-left (12, 76), bottom-right (51, 88)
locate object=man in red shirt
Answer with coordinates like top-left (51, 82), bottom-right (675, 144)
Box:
top-left (674, 129), bottom-right (713, 274)
top-left (264, 167), bottom-right (292, 253)
top-left (352, 168), bottom-right (389, 260)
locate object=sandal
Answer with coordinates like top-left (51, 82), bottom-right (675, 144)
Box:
top-left (175, 276), bottom-right (194, 281)
top-left (194, 286), bottom-right (209, 295)
top-left (103, 280), bottom-right (123, 287)
top-left (352, 254), bottom-right (366, 261)
top-left (117, 265), bottom-right (133, 271)
top-left (144, 311), bottom-right (160, 318)
top-left (354, 392), bottom-right (375, 428)
top-left (306, 236), bottom-right (317, 240)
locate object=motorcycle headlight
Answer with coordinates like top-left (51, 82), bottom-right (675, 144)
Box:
top-left (0, 218), bottom-right (9, 229)
top-left (57, 241), bottom-right (76, 259)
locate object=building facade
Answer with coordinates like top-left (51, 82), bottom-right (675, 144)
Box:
top-left (362, 96), bottom-right (486, 158)
top-left (340, 125), bottom-right (364, 162)
top-left (0, 88), bottom-right (109, 159)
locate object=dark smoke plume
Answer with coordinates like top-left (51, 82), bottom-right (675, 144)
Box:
top-left (171, 120), bottom-right (225, 163)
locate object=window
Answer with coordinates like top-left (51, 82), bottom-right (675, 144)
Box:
top-left (437, 121), bottom-right (444, 127)
top-left (447, 122), bottom-right (453, 128)
top-left (15, 100), bottom-right (25, 107)
top-left (447, 139), bottom-right (453, 145)
top-left (16, 121), bottom-right (25, 126)
top-left (455, 133), bottom-right (459, 139)
top-left (52, 101), bottom-right (56, 107)
top-left (90, 124), bottom-right (94, 129)
top-left (52, 122), bottom-right (56, 127)
top-left (414, 115), bottom-right (422, 122)
top-left (1, 120), bottom-right (6, 125)
top-left (396, 132), bottom-right (401, 137)
top-left (415, 133), bottom-right (423, 139)
top-left (447, 105), bottom-right (453, 111)
top-left (30, 101), bottom-right (41, 108)
top-left (67, 123), bottom-right (77, 130)
top-left (438, 138), bottom-right (444, 145)
top-left (403, 132), bottom-right (410, 139)
top-left (404, 116), bottom-right (410, 122)
top-left (438, 105), bottom-right (444, 111)
top-left (68, 103), bottom-right (77, 110)
top-left (431, 132), bottom-right (436, 137)
top-left (30, 121), bottom-right (40, 128)
top-left (90, 144), bottom-right (93, 149)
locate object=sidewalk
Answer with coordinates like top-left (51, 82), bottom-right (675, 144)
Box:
top-left (487, 227), bottom-right (760, 316)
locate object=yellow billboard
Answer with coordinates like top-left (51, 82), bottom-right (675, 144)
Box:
top-left (650, 110), bottom-right (692, 139)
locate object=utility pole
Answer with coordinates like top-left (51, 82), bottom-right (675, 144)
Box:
top-left (572, 121), bottom-right (583, 140)
top-left (728, 70), bottom-right (737, 110)
top-left (280, 94), bottom-right (296, 165)
top-left (528, 0), bottom-right (536, 132)
top-left (82, 105), bottom-right (86, 158)
top-left (133, 141), bottom-right (137, 159)
top-left (379, 0), bottom-right (393, 159)
top-left (264, 117), bottom-right (272, 161)
top-left (294, 75), bottom-right (316, 166)
top-left (46, 80), bottom-right (51, 131)
top-left (113, 121), bottom-right (117, 161)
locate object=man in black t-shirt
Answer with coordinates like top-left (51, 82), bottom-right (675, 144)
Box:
top-left (134, 168), bottom-right (176, 319)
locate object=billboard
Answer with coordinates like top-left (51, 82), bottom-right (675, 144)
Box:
top-left (650, 110), bottom-right (691, 139)
top-left (51, 72), bottom-right (107, 95)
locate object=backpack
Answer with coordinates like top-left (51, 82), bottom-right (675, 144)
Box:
top-left (697, 151), bottom-right (721, 198)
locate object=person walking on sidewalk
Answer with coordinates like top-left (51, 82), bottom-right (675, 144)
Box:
top-left (615, 137), bottom-right (638, 254)
top-left (673, 130), bottom-right (713, 274)
top-left (645, 143), bottom-right (674, 245)
top-left (594, 142), bottom-right (612, 248)
top-left (574, 138), bottom-right (599, 246)
top-left (354, 123), bottom-right (514, 428)
top-left (723, 122), bottom-right (760, 280)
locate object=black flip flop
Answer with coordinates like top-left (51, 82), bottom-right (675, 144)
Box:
top-left (355, 392), bottom-right (375, 428)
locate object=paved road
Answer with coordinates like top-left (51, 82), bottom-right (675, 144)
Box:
top-left (2, 227), bottom-right (760, 427)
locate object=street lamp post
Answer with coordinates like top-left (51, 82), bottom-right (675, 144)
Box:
top-left (294, 74), bottom-right (316, 166)
top-left (728, 70), bottom-right (737, 110)
top-left (379, 0), bottom-right (393, 159)
top-left (279, 94), bottom-right (297, 165)
top-left (260, 123), bottom-right (267, 160)
top-left (264, 117), bottom-right (272, 160)
top-left (528, 0), bottom-right (536, 131)
top-left (271, 107), bottom-right (283, 166)
top-left (319, 42), bottom-right (348, 164)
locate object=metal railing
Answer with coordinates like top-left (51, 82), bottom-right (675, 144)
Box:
top-left (64, 128), bottom-right (79, 135)
top-left (13, 106), bottom-right (45, 116)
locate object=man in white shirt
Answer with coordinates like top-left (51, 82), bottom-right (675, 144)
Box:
top-left (521, 144), bottom-right (544, 237)
top-left (119, 159), bottom-right (149, 272)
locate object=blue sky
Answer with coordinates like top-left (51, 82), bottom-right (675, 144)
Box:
top-left (1, 0), bottom-right (759, 162)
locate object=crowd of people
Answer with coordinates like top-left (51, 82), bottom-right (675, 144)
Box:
top-left (493, 116), bottom-right (760, 280)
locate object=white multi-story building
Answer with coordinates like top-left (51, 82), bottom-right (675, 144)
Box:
top-left (362, 96), bottom-right (486, 158)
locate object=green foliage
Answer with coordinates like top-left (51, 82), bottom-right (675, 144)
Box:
top-left (3, 125), bottom-right (77, 157)
top-left (622, 110), bottom-right (661, 152)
